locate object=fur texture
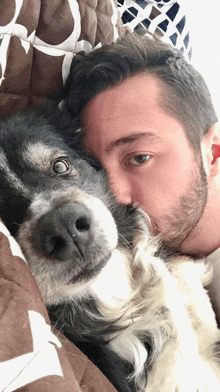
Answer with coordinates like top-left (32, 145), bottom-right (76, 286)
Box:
top-left (1, 106), bottom-right (220, 391)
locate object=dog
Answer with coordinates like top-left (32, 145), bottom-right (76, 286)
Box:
top-left (1, 106), bottom-right (220, 391)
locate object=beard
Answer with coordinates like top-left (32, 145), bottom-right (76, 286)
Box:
top-left (151, 153), bottom-right (208, 255)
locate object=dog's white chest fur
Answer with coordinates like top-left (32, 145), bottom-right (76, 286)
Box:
top-left (91, 249), bottom-right (132, 308)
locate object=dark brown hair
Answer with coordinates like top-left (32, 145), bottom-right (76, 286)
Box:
top-left (61, 31), bottom-right (217, 150)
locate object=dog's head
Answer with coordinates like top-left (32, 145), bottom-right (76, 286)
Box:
top-left (0, 107), bottom-right (139, 305)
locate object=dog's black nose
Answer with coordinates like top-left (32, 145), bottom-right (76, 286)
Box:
top-left (33, 203), bottom-right (93, 261)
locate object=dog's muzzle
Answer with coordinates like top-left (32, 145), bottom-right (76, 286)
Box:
top-left (16, 192), bottom-right (119, 301)
top-left (33, 202), bottom-right (94, 262)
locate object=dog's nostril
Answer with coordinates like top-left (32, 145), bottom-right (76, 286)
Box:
top-left (48, 236), bottom-right (66, 255)
top-left (75, 216), bottom-right (91, 232)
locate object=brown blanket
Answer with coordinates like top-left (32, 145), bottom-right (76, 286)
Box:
top-left (0, 0), bottom-right (124, 390)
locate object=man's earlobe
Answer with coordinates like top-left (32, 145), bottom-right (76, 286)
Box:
top-left (212, 145), bottom-right (220, 164)
top-left (210, 123), bottom-right (220, 175)
top-left (201, 122), bottom-right (220, 177)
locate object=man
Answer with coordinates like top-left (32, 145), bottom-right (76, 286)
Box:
top-left (61, 31), bottom-right (220, 321)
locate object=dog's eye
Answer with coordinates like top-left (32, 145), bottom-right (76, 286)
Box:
top-left (52, 159), bottom-right (70, 174)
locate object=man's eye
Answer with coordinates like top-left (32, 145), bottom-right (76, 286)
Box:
top-left (127, 154), bottom-right (150, 166)
top-left (52, 159), bottom-right (70, 174)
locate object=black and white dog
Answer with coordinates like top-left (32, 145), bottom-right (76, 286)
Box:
top-left (1, 106), bottom-right (220, 392)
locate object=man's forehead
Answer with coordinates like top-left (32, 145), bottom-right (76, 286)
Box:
top-left (81, 73), bottom-right (178, 155)
top-left (83, 72), bottom-right (161, 118)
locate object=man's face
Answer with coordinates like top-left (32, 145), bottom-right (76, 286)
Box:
top-left (82, 73), bottom-right (208, 252)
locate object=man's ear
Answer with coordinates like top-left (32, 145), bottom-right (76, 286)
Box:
top-left (201, 122), bottom-right (220, 177)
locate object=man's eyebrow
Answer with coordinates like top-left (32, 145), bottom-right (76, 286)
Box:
top-left (106, 132), bottom-right (161, 152)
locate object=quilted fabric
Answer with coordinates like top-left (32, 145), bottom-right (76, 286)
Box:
top-left (0, 0), bottom-right (124, 117)
top-left (117, 0), bottom-right (192, 60)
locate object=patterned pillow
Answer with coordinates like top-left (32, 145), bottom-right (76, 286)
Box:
top-left (117, 0), bottom-right (192, 60)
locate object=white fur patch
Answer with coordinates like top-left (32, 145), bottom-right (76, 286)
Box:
top-left (90, 249), bottom-right (132, 308)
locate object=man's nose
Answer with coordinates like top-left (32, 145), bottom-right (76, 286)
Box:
top-left (108, 173), bottom-right (132, 205)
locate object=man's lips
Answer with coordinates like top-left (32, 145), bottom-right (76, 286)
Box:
top-left (68, 253), bottom-right (112, 284)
